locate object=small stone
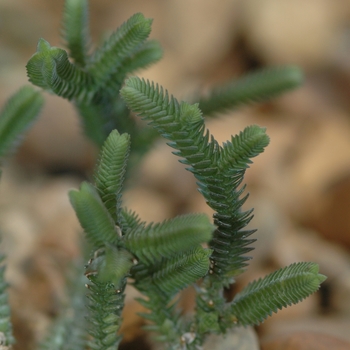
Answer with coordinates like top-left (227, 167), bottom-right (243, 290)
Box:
top-left (204, 327), bottom-right (260, 350)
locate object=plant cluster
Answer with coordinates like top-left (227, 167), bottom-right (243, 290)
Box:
top-left (0, 0), bottom-right (326, 349)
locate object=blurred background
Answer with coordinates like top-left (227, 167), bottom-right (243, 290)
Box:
top-left (1, 0), bottom-right (350, 349)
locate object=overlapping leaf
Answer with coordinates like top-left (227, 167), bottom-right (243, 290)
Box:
top-left (121, 77), bottom-right (269, 279)
top-left (151, 247), bottom-right (212, 296)
top-left (124, 213), bottom-right (214, 264)
top-left (26, 38), bottom-right (94, 101)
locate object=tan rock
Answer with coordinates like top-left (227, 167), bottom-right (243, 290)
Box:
top-left (162, 0), bottom-right (239, 75)
top-left (261, 330), bottom-right (350, 350)
top-left (240, 0), bottom-right (340, 68)
top-left (303, 172), bottom-right (350, 249)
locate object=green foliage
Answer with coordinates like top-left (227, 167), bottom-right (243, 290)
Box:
top-left (197, 65), bottom-right (303, 116)
top-left (26, 1), bottom-right (162, 150)
top-left (0, 1), bottom-right (327, 349)
top-left (150, 246), bottom-right (212, 296)
top-left (120, 77), bottom-right (324, 348)
top-left (120, 77), bottom-right (270, 282)
top-left (0, 84), bottom-right (43, 350)
top-left (27, 38), bottom-right (95, 102)
top-left (230, 262), bottom-right (327, 326)
top-left (67, 126), bottom-right (215, 348)
top-left (94, 130), bottom-right (130, 223)
top-left (85, 244), bottom-right (133, 287)
top-left (85, 279), bottom-right (125, 350)
top-left (123, 214), bottom-right (214, 265)
top-left (88, 13), bottom-right (152, 89)
top-left (94, 244), bottom-right (133, 286)
top-left (120, 209), bottom-right (145, 232)
top-left (219, 125), bottom-right (270, 170)
top-left (73, 102), bottom-right (106, 146)
top-left (69, 182), bottom-right (119, 248)
top-left (0, 86), bottom-right (44, 160)
top-left (136, 285), bottom-right (184, 346)
top-left (62, 0), bottom-right (90, 67)
top-left (111, 40), bottom-right (163, 84)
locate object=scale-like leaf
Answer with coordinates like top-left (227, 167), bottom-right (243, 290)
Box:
top-left (62, 0), bottom-right (90, 67)
top-left (88, 13), bottom-right (152, 89)
top-left (0, 86), bottom-right (44, 160)
top-left (102, 40), bottom-right (163, 97)
top-left (198, 66), bottom-right (303, 116)
top-left (121, 78), bottom-right (219, 172)
top-left (121, 77), bottom-right (268, 279)
top-left (85, 278), bottom-right (125, 349)
top-left (69, 182), bottom-right (119, 247)
top-left (123, 213), bottom-right (214, 264)
top-left (152, 247), bottom-right (212, 296)
top-left (230, 262), bottom-right (327, 326)
top-left (94, 130), bottom-right (130, 223)
top-left (219, 125), bottom-right (270, 171)
top-left (118, 40), bottom-right (162, 76)
top-left (26, 38), bottom-right (94, 101)
top-left (120, 209), bottom-right (145, 233)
